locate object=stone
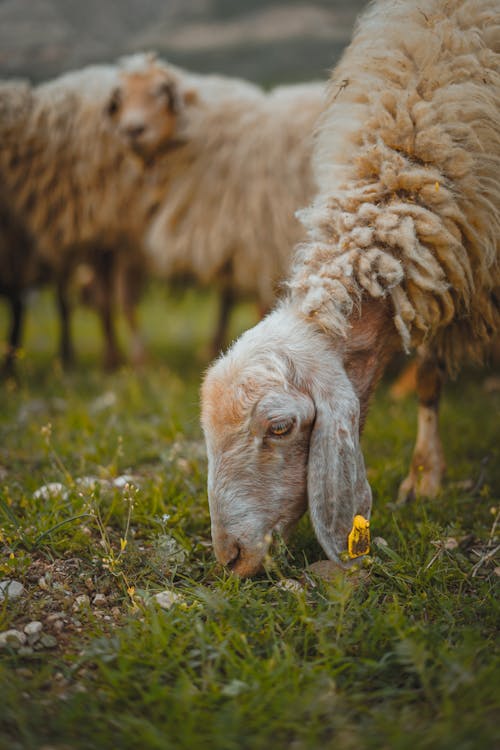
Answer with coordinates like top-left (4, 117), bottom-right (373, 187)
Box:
top-left (154, 590), bottom-right (183, 610)
top-left (72, 594), bottom-right (90, 611)
top-left (0, 579), bottom-right (24, 601)
top-left (40, 634), bottom-right (58, 649)
top-left (32, 483), bottom-right (68, 501)
top-left (276, 578), bottom-right (303, 593)
top-left (24, 621), bottom-right (43, 636)
top-left (0, 629), bottom-right (27, 648)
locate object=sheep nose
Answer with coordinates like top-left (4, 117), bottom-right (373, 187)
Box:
top-left (125, 124), bottom-right (146, 140)
top-left (220, 542), bottom-right (241, 570)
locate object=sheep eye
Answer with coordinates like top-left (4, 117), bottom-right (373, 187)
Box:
top-left (267, 418), bottom-right (295, 438)
top-left (107, 89), bottom-right (121, 116)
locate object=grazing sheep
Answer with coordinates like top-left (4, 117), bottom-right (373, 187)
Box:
top-left (108, 62), bottom-right (325, 353)
top-left (0, 56), bottom-right (183, 369)
top-left (201, 0), bottom-right (500, 577)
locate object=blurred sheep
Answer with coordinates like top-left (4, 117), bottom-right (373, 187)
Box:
top-left (107, 61), bottom-right (325, 353)
top-left (0, 56), bottom-right (183, 370)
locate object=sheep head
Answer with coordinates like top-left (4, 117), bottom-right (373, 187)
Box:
top-left (201, 305), bottom-right (372, 577)
top-left (105, 56), bottom-right (185, 157)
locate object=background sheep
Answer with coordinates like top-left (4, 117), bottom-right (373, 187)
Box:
top-left (0, 80), bottom-right (49, 373)
top-left (109, 62), bottom-right (325, 354)
top-left (201, 0), bottom-right (500, 577)
top-left (0, 56), bottom-right (183, 370)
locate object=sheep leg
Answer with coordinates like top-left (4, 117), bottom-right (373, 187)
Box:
top-left (120, 261), bottom-right (146, 367)
top-left (210, 286), bottom-right (235, 357)
top-left (95, 252), bottom-right (124, 371)
top-left (397, 348), bottom-right (446, 503)
top-left (55, 278), bottom-right (75, 368)
top-left (389, 358), bottom-right (418, 400)
top-left (2, 293), bottom-right (24, 376)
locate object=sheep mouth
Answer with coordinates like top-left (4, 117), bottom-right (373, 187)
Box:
top-left (131, 136), bottom-right (187, 161)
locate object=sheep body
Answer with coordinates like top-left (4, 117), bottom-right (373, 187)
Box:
top-left (145, 74), bottom-right (325, 309)
top-left (1, 64), bottom-right (146, 267)
top-left (0, 57), bottom-right (178, 367)
top-left (201, 0), bottom-right (500, 577)
top-left (291, 0), bottom-right (500, 371)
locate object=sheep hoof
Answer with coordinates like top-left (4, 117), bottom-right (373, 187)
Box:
top-left (397, 462), bottom-right (445, 504)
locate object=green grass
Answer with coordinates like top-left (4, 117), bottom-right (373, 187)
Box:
top-left (0, 287), bottom-right (498, 750)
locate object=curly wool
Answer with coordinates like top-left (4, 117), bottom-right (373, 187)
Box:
top-left (289, 0), bottom-right (500, 371)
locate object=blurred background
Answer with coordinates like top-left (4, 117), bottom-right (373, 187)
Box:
top-left (0, 0), bottom-right (369, 85)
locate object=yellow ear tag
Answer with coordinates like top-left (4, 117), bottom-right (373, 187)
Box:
top-left (348, 515), bottom-right (370, 559)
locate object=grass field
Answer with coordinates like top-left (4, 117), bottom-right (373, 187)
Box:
top-left (0, 286), bottom-right (498, 750)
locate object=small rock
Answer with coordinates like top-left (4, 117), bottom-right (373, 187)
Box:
top-left (89, 391), bottom-right (117, 414)
top-left (276, 578), bottom-right (303, 593)
top-left (0, 579), bottom-right (24, 601)
top-left (373, 536), bottom-right (389, 548)
top-left (28, 633), bottom-right (41, 646)
top-left (113, 474), bottom-right (137, 489)
top-left (46, 612), bottom-right (65, 623)
top-left (40, 634), bottom-right (58, 649)
top-left (33, 482), bottom-right (68, 501)
top-left (17, 646), bottom-right (34, 657)
top-left (0, 629), bottom-right (27, 648)
top-left (111, 607), bottom-right (121, 620)
top-left (93, 593), bottom-right (107, 607)
top-left (305, 559), bottom-right (371, 585)
top-left (38, 576), bottom-right (50, 591)
top-left (444, 537), bottom-right (459, 550)
top-left (154, 590), bottom-right (183, 610)
top-left (73, 595), bottom-right (90, 611)
top-left (306, 560), bottom-right (345, 582)
top-left (53, 620), bottom-right (64, 633)
top-left (24, 621), bottom-right (43, 637)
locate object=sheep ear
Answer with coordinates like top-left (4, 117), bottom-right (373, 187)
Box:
top-left (307, 372), bottom-right (372, 566)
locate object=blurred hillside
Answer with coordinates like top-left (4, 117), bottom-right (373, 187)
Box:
top-left (0, 0), bottom-right (368, 85)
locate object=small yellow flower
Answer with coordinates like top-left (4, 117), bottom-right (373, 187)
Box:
top-left (434, 181), bottom-right (440, 191)
top-left (127, 586), bottom-right (135, 597)
top-left (9, 552), bottom-right (15, 560)
top-left (120, 538), bottom-right (128, 552)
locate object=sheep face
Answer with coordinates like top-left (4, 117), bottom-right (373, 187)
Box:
top-left (106, 65), bottom-right (180, 156)
top-left (201, 308), bottom-right (372, 577)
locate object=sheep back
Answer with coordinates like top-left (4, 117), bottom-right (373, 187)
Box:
top-left (146, 75), bottom-right (324, 307)
top-left (290, 0), bottom-right (500, 371)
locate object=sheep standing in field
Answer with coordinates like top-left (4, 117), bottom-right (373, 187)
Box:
top-left (201, 0), bottom-right (500, 577)
top-left (108, 63), bottom-right (324, 354)
top-left (0, 80), bottom-right (48, 372)
top-left (0, 56), bottom-right (184, 370)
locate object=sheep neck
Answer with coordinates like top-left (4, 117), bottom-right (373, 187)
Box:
top-left (342, 297), bottom-right (400, 431)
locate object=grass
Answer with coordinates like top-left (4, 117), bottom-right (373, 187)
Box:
top-left (0, 286), bottom-right (498, 750)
